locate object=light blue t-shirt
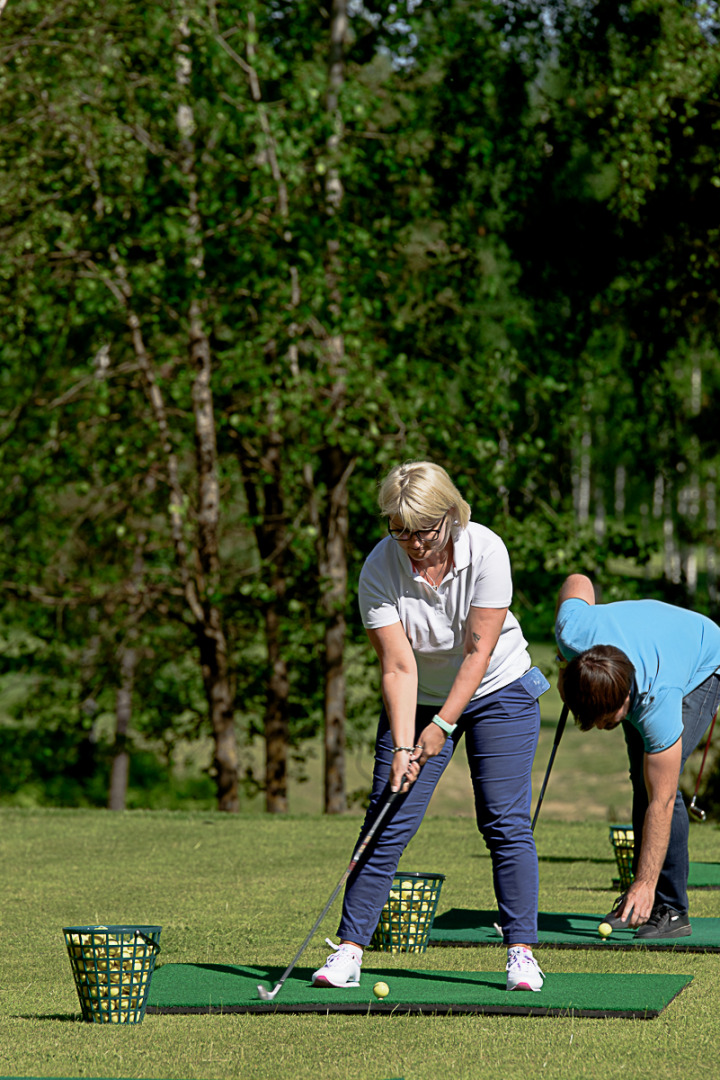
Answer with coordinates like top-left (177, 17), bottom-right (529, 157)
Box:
top-left (555, 598), bottom-right (720, 753)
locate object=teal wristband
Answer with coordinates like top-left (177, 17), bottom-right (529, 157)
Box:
top-left (432, 714), bottom-right (457, 736)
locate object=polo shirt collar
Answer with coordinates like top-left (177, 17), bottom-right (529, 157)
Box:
top-left (451, 523), bottom-right (470, 569)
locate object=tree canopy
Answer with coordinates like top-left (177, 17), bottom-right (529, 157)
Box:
top-left (2, 0), bottom-right (720, 812)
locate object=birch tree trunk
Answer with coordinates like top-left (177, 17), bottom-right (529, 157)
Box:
top-left (222, 4), bottom-right (353, 812)
top-left (238, 421), bottom-right (291, 814)
top-left (175, 8), bottom-right (238, 811)
top-left (320, 0), bottom-right (352, 814)
top-left (228, 17), bottom-right (295, 812)
top-left (92, 8), bottom-right (241, 812)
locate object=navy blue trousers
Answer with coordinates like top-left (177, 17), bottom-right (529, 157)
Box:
top-left (337, 672), bottom-right (543, 946)
top-left (624, 671), bottom-right (720, 914)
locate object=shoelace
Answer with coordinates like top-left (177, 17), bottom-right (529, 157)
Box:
top-left (647, 904), bottom-right (676, 925)
top-left (323, 939), bottom-right (359, 966)
top-left (326, 951), bottom-right (348, 967)
top-left (507, 950), bottom-right (543, 976)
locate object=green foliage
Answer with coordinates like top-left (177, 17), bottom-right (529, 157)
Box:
top-left (2, 0), bottom-right (720, 807)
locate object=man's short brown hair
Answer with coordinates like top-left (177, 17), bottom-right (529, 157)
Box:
top-left (563, 645), bottom-right (635, 731)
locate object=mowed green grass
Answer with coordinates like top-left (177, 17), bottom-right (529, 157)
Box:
top-left (2, 807), bottom-right (720, 1080)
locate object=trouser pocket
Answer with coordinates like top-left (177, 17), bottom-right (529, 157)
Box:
top-left (518, 665), bottom-right (551, 700)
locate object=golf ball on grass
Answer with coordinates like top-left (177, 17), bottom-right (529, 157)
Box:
top-left (598, 922), bottom-right (613, 939)
top-left (373, 981), bottom-right (390, 999)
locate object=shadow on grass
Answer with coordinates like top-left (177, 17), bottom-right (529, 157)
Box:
top-left (15, 1013), bottom-right (84, 1022)
top-left (537, 855), bottom-right (615, 865)
top-left (566, 885), bottom-right (619, 893)
top-left (186, 962), bottom-right (501, 993)
top-left (193, 962), bottom-right (263, 977)
top-left (470, 852), bottom-right (615, 865)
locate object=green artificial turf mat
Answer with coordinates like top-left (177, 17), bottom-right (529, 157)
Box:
top-left (145, 963), bottom-right (692, 1018)
top-left (611, 861), bottom-right (720, 890)
top-left (429, 909), bottom-right (720, 951)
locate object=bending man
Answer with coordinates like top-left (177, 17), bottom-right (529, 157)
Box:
top-left (555, 574), bottom-right (720, 939)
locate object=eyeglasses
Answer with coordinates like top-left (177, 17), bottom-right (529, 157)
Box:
top-left (387, 514), bottom-right (447, 542)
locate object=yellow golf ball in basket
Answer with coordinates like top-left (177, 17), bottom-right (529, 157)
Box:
top-left (598, 921), bottom-right (613, 939)
top-left (373, 981), bottom-right (390, 999)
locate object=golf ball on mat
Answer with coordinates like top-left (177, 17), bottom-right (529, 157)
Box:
top-left (373, 981), bottom-right (390, 999)
top-left (598, 921), bottom-right (613, 938)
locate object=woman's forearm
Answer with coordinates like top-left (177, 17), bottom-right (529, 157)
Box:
top-left (381, 669), bottom-right (419, 747)
top-left (436, 651), bottom-right (491, 725)
top-left (437, 607), bottom-right (507, 725)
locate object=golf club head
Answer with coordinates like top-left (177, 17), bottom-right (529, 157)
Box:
top-left (689, 798), bottom-right (707, 822)
top-left (257, 983), bottom-right (280, 1001)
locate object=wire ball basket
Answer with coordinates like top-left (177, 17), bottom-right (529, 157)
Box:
top-left (609, 824), bottom-right (635, 891)
top-left (370, 871), bottom-right (445, 954)
top-left (63, 924), bottom-right (162, 1024)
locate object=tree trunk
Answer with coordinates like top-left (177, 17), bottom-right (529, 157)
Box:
top-left (318, 0), bottom-right (351, 814)
top-left (197, 607), bottom-right (238, 812)
top-left (251, 422), bottom-right (291, 814)
top-left (264, 603), bottom-right (290, 813)
top-left (233, 21), bottom-right (294, 812)
top-left (108, 645), bottom-right (135, 811)
top-left (176, 10), bottom-right (239, 811)
top-left (321, 446), bottom-right (353, 813)
top-left (186, 303), bottom-right (239, 811)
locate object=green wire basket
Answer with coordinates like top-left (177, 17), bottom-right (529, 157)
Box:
top-left (63, 924), bottom-right (162, 1024)
top-left (609, 824), bottom-right (635, 891)
top-left (370, 871), bottom-right (445, 954)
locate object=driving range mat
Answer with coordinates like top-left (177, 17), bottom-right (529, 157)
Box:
top-left (145, 963), bottom-right (692, 1018)
top-left (686, 862), bottom-right (719, 888)
top-left (611, 863), bottom-right (720, 890)
top-left (429, 910), bottom-right (720, 951)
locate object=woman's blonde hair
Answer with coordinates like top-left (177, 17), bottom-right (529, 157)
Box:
top-left (378, 462), bottom-right (471, 530)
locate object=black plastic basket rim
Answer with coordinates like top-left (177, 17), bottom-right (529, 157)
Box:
top-left (390, 871), bottom-right (446, 882)
top-left (63, 925), bottom-right (162, 954)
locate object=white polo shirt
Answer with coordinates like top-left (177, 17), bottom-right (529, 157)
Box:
top-left (358, 521), bottom-right (531, 706)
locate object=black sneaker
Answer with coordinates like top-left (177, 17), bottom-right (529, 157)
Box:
top-left (635, 904), bottom-right (691, 939)
top-left (602, 894), bottom-right (632, 930)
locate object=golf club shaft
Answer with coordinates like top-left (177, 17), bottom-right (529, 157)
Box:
top-left (689, 710), bottom-right (717, 820)
top-left (262, 779), bottom-right (405, 998)
top-left (532, 704), bottom-right (569, 832)
top-left (692, 710), bottom-right (717, 800)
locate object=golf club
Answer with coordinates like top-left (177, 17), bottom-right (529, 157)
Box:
top-left (257, 776), bottom-right (407, 1001)
top-left (689, 710), bottom-right (717, 822)
top-left (531, 703), bottom-right (569, 832)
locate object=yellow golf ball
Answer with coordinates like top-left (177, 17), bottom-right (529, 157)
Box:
top-left (373, 981), bottom-right (390, 999)
top-left (598, 921), bottom-right (613, 939)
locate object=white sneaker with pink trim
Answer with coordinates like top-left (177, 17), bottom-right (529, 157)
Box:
top-left (312, 942), bottom-right (362, 988)
top-left (506, 947), bottom-right (544, 991)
